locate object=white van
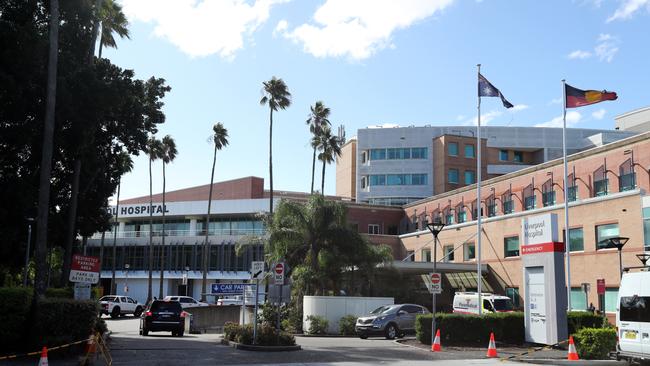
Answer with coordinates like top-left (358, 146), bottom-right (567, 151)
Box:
top-left (453, 292), bottom-right (516, 315)
top-left (615, 271), bottom-right (650, 363)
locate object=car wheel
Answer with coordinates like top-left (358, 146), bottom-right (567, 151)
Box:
top-left (385, 324), bottom-right (398, 340)
top-left (178, 330), bottom-right (184, 337)
top-left (171, 331), bottom-right (177, 337)
top-left (133, 306), bottom-right (143, 317)
top-left (359, 334), bottom-right (368, 339)
top-left (110, 307), bottom-right (120, 319)
top-left (142, 327), bottom-right (149, 336)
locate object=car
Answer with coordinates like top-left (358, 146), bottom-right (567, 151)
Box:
top-left (162, 296), bottom-right (209, 308)
top-left (99, 295), bottom-right (144, 319)
top-left (452, 292), bottom-right (516, 314)
top-left (139, 300), bottom-right (188, 337)
top-left (615, 271), bottom-right (650, 364)
top-left (216, 295), bottom-right (243, 306)
top-left (355, 304), bottom-right (429, 340)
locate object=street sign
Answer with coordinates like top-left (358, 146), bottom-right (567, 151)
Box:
top-left (597, 279), bottom-right (606, 295)
top-left (274, 262), bottom-right (285, 285)
top-left (251, 261), bottom-right (265, 279)
top-left (69, 254), bottom-right (100, 284)
top-left (74, 283), bottom-right (91, 300)
top-left (430, 272), bottom-right (442, 294)
top-left (210, 283), bottom-right (249, 294)
top-left (268, 284), bottom-right (291, 304)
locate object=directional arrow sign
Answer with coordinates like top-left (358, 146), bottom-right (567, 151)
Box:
top-left (251, 261), bottom-right (265, 279)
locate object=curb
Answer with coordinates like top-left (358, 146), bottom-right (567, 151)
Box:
top-left (518, 359), bottom-right (627, 365)
top-left (219, 339), bottom-right (302, 352)
top-left (294, 334), bottom-right (356, 338)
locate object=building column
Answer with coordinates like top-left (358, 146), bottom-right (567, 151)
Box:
top-left (189, 218), bottom-right (197, 236)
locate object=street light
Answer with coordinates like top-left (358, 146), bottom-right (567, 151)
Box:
top-left (22, 218), bottom-right (35, 287)
top-left (183, 266), bottom-right (190, 296)
top-left (607, 237), bottom-right (629, 279)
top-left (426, 215), bottom-right (445, 350)
top-left (636, 253), bottom-right (650, 267)
top-left (124, 263), bottom-right (130, 294)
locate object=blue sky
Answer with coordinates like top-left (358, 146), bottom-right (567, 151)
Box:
top-left (105, 0), bottom-right (650, 201)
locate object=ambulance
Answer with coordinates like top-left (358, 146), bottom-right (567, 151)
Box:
top-left (452, 292), bottom-right (516, 315)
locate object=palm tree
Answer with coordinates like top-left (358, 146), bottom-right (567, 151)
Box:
top-left (314, 126), bottom-right (343, 195)
top-left (145, 137), bottom-right (163, 302)
top-left (158, 135), bottom-right (177, 299)
top-left (260, 77), bottom-right (291, 216)
top-left (111, 150), bottom-right (133, 294)
top-left (201, 123), bottom-right (229, 301)
top-left (306, 101), bottom-right (331, 194)
top-left (98, 0), bottom-right (130, 58)
top-left (34, 0), bottom-right (60, 297)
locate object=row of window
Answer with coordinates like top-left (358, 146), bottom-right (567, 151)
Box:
top-left (366, 147), bottom-right (428, 161)
top-left (499, 149), bottom-right (524, 163)
top-left (448, 169), bottom-right (475, 185)
top-left (362, 174), bottom-right (428, 187)
top-left (448, 142), bottom-right (475, 158)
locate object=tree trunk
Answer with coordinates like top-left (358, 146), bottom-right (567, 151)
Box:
top-left (98, 40), bottom-right (104, 59)
top-left (99, 230), bottom-right (105, 272)
top-left (111, 179), bottom-right (121, 294)
top-left (61, 158), bottom-right (81, 285)
top-left (269, 107), bottom-right (274, 215)
top-left (202, 143), bottom-right (218, 301)
top-left (310, 146), bottom-right (316, 194)
top-left (147, 157), bottom-right (153, 302)
top-left (34, 0), bottom-right (59, 297)
top-left (88, 0), bottom-right (103, 62)
top-left (159, 162), bottom-right (166, 298)
top-left (321, 159), bottom-right (326, 195)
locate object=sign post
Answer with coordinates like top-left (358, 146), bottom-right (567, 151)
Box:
top-left (273, 263), bottom-right (286, 332)
top-left (251, 261), bottom-right (265, 345)
top-left (597, 278), bottom-right (606, 315)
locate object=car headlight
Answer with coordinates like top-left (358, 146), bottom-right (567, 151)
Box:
top-left (373, 316), bottom-right (387, 323)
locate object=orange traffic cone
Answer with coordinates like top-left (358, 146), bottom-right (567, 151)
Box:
top-left (567, 336), bottom-right (580, 361)
top-left (431, 329), bottom-right (442, 352)
top-left (486, 332), bottom-right (498, 358)
top-left (84, 334), bottom-right (96, 355)
top-left (38, 347), bottom-right (48, 366)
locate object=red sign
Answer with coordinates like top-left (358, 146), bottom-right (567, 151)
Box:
top-left (431, 273), bottom-right (441, 284)
top-left (521, 242), bottom-right (565, 255)
top-left (274, 263), bottom-right (284, 275)
top-left (71, 254), bottom-right (100, 272)
top-left (597, 279), bottom-right (606, 295)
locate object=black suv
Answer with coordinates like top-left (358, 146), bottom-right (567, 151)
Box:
top-left (140, 300), bottom-right (187, 337)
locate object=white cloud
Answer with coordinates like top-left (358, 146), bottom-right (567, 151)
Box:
top-left (535, 111), bottom-right (582, 128)
top-left (121, 0), bottom-right (287, 58)
top-left (274, 19), bottom-right (288, 36)
top-left (607, 0), bottom-right (650, 22)
top-left (595, 33), bottom-right (619, 62)
top-left (549, 98), bottom-right (563, 105)
top-left (510, 104), bottom-right (529, 112)
top-left (568, 50), bottom-right (592, 59)
top-left (282, 0), bottom-right (455, 60)
top-left (456, 115), bottom-right (466, 121)
top-left (466, 110), bottom-right (502, 126)
top-left (592, 108), bottom-right (607, 120)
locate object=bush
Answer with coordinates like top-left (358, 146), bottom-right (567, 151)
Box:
top-left (416, 312), bottom-right (525, 345)
top-left (567, 311), bottom-right (607, 334)
top-left (0, 287), bottom-right (33, 353)
top-left (339, 315), bottom-right (357, 336)
top-left (30, 298), bottom-right (99, 349)
top-left (45, 287), bottom-right (73, 299)
top-left (305, 315), bottom-right (329, 335)
top-left (573, 328), bottom-right (617, 359)
top-left (259, 301), bottom-right (303, 333)
top-left (223, 322), bottom-right (296, 346)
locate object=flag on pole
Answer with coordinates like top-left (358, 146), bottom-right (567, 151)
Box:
top-left (565, 83), bottom-right (617, 108)
top-left (478, 73), bottom-right (514, 108)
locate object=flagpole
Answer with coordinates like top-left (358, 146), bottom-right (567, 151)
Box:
top-left (477, 64), bottom-right (482, 315)
top-left (562, 79), bottom-right (572, 311)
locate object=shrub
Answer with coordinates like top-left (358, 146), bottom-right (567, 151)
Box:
top-left (223, 322), bottom-right (296, 346)
top-left (567, 311), bottom-right (606, 334)
top-left (224, 322), bottom-right (241, 341)
top-left (30, 298), bottom-right (99, 349)
top-left (573, 328), bottom-right (617, 359)
top-left (305, 315), bottom-right (329, 335)
top-left (0, 287), bottom-right (33, 353)
top-left (45, 287), bottom-right (73, 299)
top-left (416, 312), bottom-right (525, 345)
top-left (259, 301), bottom-right (303, 333)
top-left (339, 315), bottom-right (357, 336)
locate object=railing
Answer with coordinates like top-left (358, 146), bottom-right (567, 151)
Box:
top-left (90, 228), bottom-right (266, 239)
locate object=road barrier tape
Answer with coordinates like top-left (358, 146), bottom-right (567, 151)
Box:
top-left (501, 338), bottom-right (569, 361)
top-left (0, 337), bottom-right (92, 361)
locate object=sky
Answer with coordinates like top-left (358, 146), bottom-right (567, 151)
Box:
top-left (105, 0), bottom-right (650, 202)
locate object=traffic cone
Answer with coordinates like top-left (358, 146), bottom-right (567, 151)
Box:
top-left (486, 332), bottom-right (498, 358)
top-left (431, 329), bottom-right (442, 352)
top-left (38, 346), bottom-right (48, 366)
top-left (84, 334), bottom-right (96, 355)
top-left (567, 336), bottom-right (580, 361)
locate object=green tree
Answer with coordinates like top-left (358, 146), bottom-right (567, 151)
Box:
top-left (313, 125), bottom-right (343, 195)
top-left (111, 150), bottom-right (133, 294)
top-left (98, 0), bottom-right (130, 58)
top-left (159, 135), bottom-right (177, 298)
top-left (260, 77), bottom-right (291, 216)
top-left (201, 123), bottom-right (229, 301)
top-left (306, 101), bottom-right (331, 194)
top-left (145, 137), bottom-right (163, 302)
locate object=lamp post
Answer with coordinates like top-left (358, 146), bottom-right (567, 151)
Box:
top-left (636, 253), bottom-right (650, 267)
top-left (22, 218), bottom-right (35, 287)
top-left (124, 263), bottom-right (130, 294)
top-left (607, 237), bottom-right (629, 279)
top-left (183, 266), bottom-right (190, 296)
top-left (426, 216), bottom-right (445, 350)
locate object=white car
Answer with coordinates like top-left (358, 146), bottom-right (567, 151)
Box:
top-left (100, 295), bottom-right (144, 318)
top-left (162, 296), bottom-right (209, 308)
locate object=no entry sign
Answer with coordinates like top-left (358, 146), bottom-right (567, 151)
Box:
top-left (274, 263), bottom-right (285, 285)
top-left (430, 272), bottom-right (442, 294)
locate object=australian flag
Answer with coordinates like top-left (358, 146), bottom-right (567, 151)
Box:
top-left (478, 73), bottom-right (513, 109)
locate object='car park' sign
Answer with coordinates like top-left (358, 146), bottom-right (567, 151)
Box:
top-left (211, 283), bottom-right (247, 294)
top-left (69, 254), bottom-right (100, 284)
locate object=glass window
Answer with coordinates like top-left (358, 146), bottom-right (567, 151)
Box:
top-left (443, 245), bottom-right (454, 262)
top-left (361, 151), bottom-right (367, 164)
top-left (448, 142), bottom-right (458, 156)
top-left (562, 228), bottom-right (584, 252)
top-left (504, 236), bottom-right (519, 257)
top-left (448, 169), bottom-right (459, 184)
top-left (368, 224), bottom-right (380, 235)
top-left (644, 208), bottom-right (650, 251)
top-left (487, 202), bottom-right (497, 217)
top-left (542, 191), bottom-right (556, 207)
top-left (387, 174), bottom-right (403, 185)
top-left (605, 288), bottom-right (618, 312)
top-left (445, 213), bottom-right (454, 225)
top-left (405, 250), bottom-right (414, 262)
top-left (596, 223), bottom-right (620, 249)
top-left (568, 186), bottom-right (578, 202)
top-left (464, 144), bottom-right (475, 158)
top-left (411, 174), bottom-right (427, 185)
top-left (421, 249), bottom-right (431, 262)
top-left (411, 147), bottom-right (427, 159)
top-left (387, 148), bottom-right (410, 160)
top-left (570, 287), bottom-right (587, 310)
top-left (513, 151), bottom-right (523, 163)
top-left (594, 178), bottom-right (608, 196)
top-left (464, 170), bottom-right (475, 185)
top-left (505, 287), bottom-right (520, 308)
top-left (619, 172), bottom-right (636, 191)
top-left (369, 175), bottom-right (386, 186)
top-left (503, 199), bottom-right (514, 214)
top-left (457, 210), bottom-right (467, 223)
top-left (620, 296), bottom-right (650, 322)
top-left (499, 150), bottom-right (508, 161)
top-left (524, 195), bottom-right (536, 210)
top-left (464, 242), bottom-right (475, 261)
top-left (370, 149), bottom-right (386, 160)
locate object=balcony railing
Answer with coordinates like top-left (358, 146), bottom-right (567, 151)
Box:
top-left (90, 228), bottom-right (266, 239)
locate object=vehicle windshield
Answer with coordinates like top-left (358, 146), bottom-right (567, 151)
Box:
top-left (100, 296), bottom-right (118, 302)
top-left (151, 301), bottom-right (182, 312)
top-left (369, 305), bottom-right (399, 315)
top-left (493, 299), bottom-right (515, 311)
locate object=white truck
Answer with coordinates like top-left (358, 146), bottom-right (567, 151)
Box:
top-left (100, 295), bottom-right (144, 318)
top-left (452, 292), bottom-right (516, 315)
top-left (615, 271), bottom-right (650, 364)
top-left (162, 296), bottom-right (209, 308)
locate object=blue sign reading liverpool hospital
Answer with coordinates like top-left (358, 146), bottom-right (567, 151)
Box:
top-left (210, 283), bottom-right (248, 294)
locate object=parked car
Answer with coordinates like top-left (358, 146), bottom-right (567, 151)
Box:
top-left (216, 295), bottom-right (244, 306)
top-left (162, 296), bottom-right (209, 308)
top-left (140, 300), bottom-right (188, 337)
top-left (615, 271), bottom-right (650, 364)
top-left (99, 295), bottom-right (144, 318)
top-left (452, 292), bottom-right (516, 314)
top-left (355, 304), bottom-right (429, 339)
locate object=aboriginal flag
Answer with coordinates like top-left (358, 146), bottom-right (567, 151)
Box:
top-left (565, 83), bottom-right (617, 108)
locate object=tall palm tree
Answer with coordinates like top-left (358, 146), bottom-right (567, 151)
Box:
top-left (111, 150), bottom-right (133, 294)
top-left (201, 123), bottom-right (229, 301)
top-left (34, 0), bottom-right (60, 297)
top-left (98, 0), bottom-right (130, 58)
top-left (260, 77), bottom-right (291, 216)
top-left (159, 135), bottom-right (177, 299)
top-left (145, 137), bottom-right (163, 302)
top-left (314, 126), bottom-right (343, 195)
top-left (306, 101), bottom-right (331, 194)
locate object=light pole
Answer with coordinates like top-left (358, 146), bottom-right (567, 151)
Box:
top-left (607, 237), bottom-right (629, 279)
top-left (124, 263), bottom-right (130, 294)
top-left (183, 266), bottom-right (190, 296)
top-left (636, 253), bottom-right (650, 267)
top-left (426, 215), bottom-right (445, 349)
top-left (22, 218), bottom-right (35, 287)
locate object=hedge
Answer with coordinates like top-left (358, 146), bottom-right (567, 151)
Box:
top-left (567, 311), bottom-right (607, 334)
top-left (0, 287), bottom-right (33, 353)
top-left (223, 322), bottom-right (296, 346)
top-left (573, 328), bottom-right (617, 359)
top-left (339, 315), bottom-right (357, 336)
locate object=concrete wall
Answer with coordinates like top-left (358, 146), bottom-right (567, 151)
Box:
top-left (303, 296), bottom-right (394, 334)
top-left (186, 306), bottom-right (242, 333)
top-left (336, 139), bottom-right (357, 199)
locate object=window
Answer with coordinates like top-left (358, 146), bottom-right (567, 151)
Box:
top-left (568, 185), bottom-right (578, 202)
top-left (443, 245), bottom-right (454, 262)
top-left (596, 223), bottom-right (620, 249)
top-left (605, 288), bottom-right (619, 312)
top-left (448, 169), bottom-right (459, 184)
top-left (619, 172), bottom-right (636, 191)
top-left (570, 287), bottom-right (587, 310)
top-left (411, 147), bottom-right (427, 159)
top-left (361, 151), bottom-right (367, 164)
top-left (542, 191), bottom-right (556, 207)
top-left (644, 208), bottom-right (650, 251)
top-left (504, 236), bottom-right (520, 257)
top-left (562, 228), bottom-right (584, 252)
top-left (487, 201), bottom-right (497, 217)
top-left (448, 142), bottom-right (458, 156)
top-left (464, 242), bottom-right (475, 261)
top-left (505, 287), bottom-right (520, 308)
top-left (405, 250), bottom-right (414, 262)
top-left (370, 149), bottom-right (386, 160)
top-left (369, 175), bottom-right (386, 186)
top-left (387, 148), bottom-right (410, 160)
top-left (503, 199), bottom-right (514, 214)
top-left (445, 213), bottom-right (454, 225)
top-left (411, 174), bottom-right (427, 185)
top-left (524, 195), bottom-right (536, 210)
top-left (464, 170), bottom-right (476, 185)
top-left (368, 224), bottom-right (380, 235)
top-left (421, 249), bottom-right (431, 262)
top-left (464, 144), bottom-right (475, 158)
top-left (361, 176), bottom-right (367, 189)
top-left (513, 151), bottom-right (523, 163)
top-left (457, 210), bottom-right (467, 223)
top-left (385, 174), bottom-right (427, 185)
top-left (499, 150), bottom-right (508, 161)
top-left (620, 295), bottom-right (650, 322)
top-left (594, 178), bottom-right (608, 196)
